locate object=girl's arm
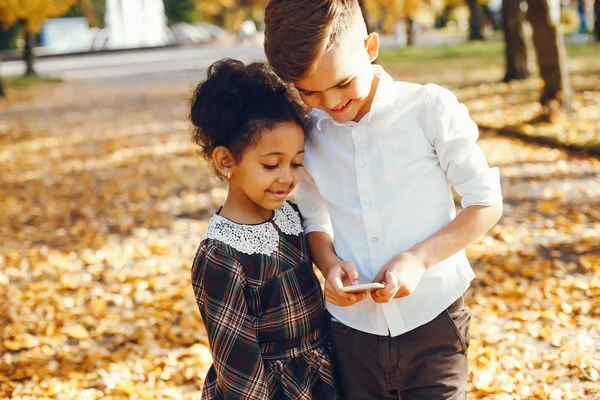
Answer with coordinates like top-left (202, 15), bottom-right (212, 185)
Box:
top-left (192, 245), bottom-right (268, 399)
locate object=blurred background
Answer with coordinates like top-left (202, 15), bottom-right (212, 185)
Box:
top-left (1, 1), bottom-right (599, 399)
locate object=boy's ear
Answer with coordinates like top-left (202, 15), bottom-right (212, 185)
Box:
top-left (212, 146), bottom-right (235, 178)
top-left (365, 32), bottom-right (379, 62)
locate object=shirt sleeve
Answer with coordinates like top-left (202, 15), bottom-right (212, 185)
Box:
top-left (423, 84), bottom-right (503, 208)
top-left (295, 168), bottom-right (334, 237)
top-left (191, 244), bottom-right (268, 400)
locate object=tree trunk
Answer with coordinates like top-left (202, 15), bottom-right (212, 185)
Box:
top-left (24, 30), bottom-right (36, 76)
top-left (502, 0), bottom-right (530, 82)
top-left (526, 0), bottom-right (571, 120)
top-left (466, 0), bottom-right (485, 40)
top-left (0, 54), bottom-right (4, 97)
top-left (406, 18), bottom-right (415, 46)
top-left (595, 0), bottom-right (600, 41)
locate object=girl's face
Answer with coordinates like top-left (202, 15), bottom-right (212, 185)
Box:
top-left (228, 121), bottom-right (305, 218)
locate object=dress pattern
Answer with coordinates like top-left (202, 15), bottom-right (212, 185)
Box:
top-left (192, 202), bottom-right (337, 399)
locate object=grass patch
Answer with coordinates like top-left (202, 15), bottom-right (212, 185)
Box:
top-left (4, 74), bottom-right (63, 88)
top-left (379, 41), bottom-right (504, 67)
top-left (379, 41), bottom-right (600, 66)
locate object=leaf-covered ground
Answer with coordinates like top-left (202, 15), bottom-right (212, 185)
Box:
top-left (1, 49), bottom-right (599, 399)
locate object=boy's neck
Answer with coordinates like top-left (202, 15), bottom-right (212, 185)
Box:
top-left (352, 66), bottom-right (382, 123)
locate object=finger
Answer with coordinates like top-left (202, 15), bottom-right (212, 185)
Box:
top-left (373, 267), bottom-right (387, 284)
top-left (355, 292), bottom-right (367, 302)
top-left (326, 286), bottom-right (366, 306)
top-left (340, 262), bottom-right (359, 282)
top-left (392, 284), bottom-right (410, 298)
top-left (393, 289), bottom-right (410, 299)
top-left (385, 270), bottom-right (400, 286)
top-left (326, 286), bottom-right (357, 304)
top-left (376, 280), bottom-right (398, 298)
top-left (371, 293), bottom-right (391, 303)
top-left (372, 281), bottom-right (399, 302)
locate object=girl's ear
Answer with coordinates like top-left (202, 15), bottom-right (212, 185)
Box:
top-left (365, 32), bottom-right (380, 62)
top-left (212, 146), bottom-right (235, 179)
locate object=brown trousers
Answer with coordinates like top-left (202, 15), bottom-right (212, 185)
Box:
top-left (327, 296), bottom-right (471, 400)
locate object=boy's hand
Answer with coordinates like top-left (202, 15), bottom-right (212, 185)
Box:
top-left (324, 262), bottom-right (367, 307)
top-left (371, 252), bottom-right (427, 303)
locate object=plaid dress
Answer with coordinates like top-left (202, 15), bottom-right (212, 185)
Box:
top-left (192, 201), bottom-right (337, 400)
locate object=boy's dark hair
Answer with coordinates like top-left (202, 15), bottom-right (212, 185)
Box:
top-left (189, 59), bottom-right (311, 179)
top-left (264, 0), bottom-right (362, 82)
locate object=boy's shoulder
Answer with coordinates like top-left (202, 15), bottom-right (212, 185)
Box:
top-left (383, 79), bottom-right (451, 107)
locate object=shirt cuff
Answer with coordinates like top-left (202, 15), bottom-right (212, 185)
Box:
top-left (455, 167), bottom-right (503, 208)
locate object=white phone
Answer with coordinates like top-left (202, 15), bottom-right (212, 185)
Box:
top-left (340, 282), bottom-right (385, 293)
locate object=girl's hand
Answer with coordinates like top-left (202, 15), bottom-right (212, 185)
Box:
top-left (371, 252), bottom-right (427, 303)
top-left (324, 262), bottom-right (367, 306)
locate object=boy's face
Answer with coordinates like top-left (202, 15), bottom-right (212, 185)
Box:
top-left (294, 31), bottom-right (379, 123)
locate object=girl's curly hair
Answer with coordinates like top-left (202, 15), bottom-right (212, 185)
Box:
top-left (189, 58), bottom-right (312, 179)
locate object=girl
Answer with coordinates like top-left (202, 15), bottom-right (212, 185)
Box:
top-left (189, 59), bottom-right (337, 400)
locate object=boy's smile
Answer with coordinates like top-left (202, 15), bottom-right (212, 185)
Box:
top-left (331, 99), bottom-right (352, 113)
top-left (294, 28), bottom-right (380, 123)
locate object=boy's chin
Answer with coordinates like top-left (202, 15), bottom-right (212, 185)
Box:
top-left (330, 112), bottom-right (357, 123)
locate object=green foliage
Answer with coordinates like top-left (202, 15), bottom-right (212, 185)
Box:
top-left (5, 74), bottom-right (62, 88)
top-left (63, 0), bottom-right (106, 28)
top-left (163, 0), bottom-right (197, 25)
top-left (0, 22), bottom-right (19, 50)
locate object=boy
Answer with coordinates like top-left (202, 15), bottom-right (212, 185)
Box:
top-left (264, 1), bottom-right (503, 399)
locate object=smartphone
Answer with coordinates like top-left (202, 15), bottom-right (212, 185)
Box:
top-left (339, 283), bottom-right (385, 293)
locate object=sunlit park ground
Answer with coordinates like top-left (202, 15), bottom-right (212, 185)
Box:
top-left (1, 40), bottom-right (599, 399)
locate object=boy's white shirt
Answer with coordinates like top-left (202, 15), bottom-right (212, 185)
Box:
top-left (296, 66), bottom-right (502, 337)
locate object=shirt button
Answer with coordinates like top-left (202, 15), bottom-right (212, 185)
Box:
top-left (358, 161), bottom-right (365, 168)
top-left (364, 200), bottom-right (371, 206)
top-left (371, 237), bottom-right (378, 243)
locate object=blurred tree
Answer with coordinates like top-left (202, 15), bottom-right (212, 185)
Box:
top-left (595, 0), bottom-right (599, 40)
top-left (502, 0), bottom-right (529, 82)
top-left (0, 0), bottom-right (77, 76)
top-left (482, 2), bottom-right (499, 30)
top-left (525, 0), bottom-right (571, 121)
top-left (63, 0), bottom-right (106, 27)
top-left (466, 0), bottom-right (485, 40)
top-left (358, 0), bottom-right (374, 31)
top-left (0, 21), bottom-right (18, 50)
top-left (404, 0), bottom-right (420, 45)
top-left (163, 0), bottom-right (197, 25)
top-left (361, 0), bottom-right (421, 44)
top-left (0, 61), bottom-right (4, 97)
top-left (196, 0), bottom-right (267, 31)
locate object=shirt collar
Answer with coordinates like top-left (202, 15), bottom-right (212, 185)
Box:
top-left (314, 65), bottom-right (394, 131)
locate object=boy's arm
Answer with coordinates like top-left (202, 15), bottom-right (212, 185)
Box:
top-left (372, 85), bottom-right (503, 302)
top-left (296, 170), bottom-right (366, 306)
top-left (372, 204), bottom-right (502, 301)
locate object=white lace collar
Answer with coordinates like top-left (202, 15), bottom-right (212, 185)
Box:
top-left (202, 202), bottom-right (303, 256)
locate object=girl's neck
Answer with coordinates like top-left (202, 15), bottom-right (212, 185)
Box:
top-left (219, 191), bottom-right (274, 225)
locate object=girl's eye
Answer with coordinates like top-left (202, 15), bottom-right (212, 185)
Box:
top-left (292, 163), bottom-right (304, 168)
top-left (263, 164), bottom-right (278, 170)
top-left (301, 90), bottom-right (314, 96)
top-left (338, 82), bottom-right (351, 89)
